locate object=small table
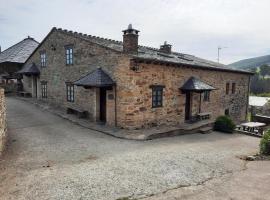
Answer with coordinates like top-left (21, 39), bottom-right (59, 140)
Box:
top-left (240, 122), bottom-right (266, 135)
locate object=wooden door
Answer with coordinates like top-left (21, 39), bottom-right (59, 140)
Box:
top-left (185, 92), bottom-right (191, 120)
top-left (99, 88), bottom-right (107, 122)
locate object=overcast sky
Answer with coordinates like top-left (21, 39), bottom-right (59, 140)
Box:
top-left (1, 0), bottom-right (270, 64)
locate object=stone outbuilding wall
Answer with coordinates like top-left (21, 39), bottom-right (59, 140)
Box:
top-left (0, 88), bottom-right (7, 155)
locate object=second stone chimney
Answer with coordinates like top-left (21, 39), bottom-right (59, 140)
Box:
top-left (122, 24), bottom-right (139, 54)
top-left (159, 41), bottom-right (172, 54)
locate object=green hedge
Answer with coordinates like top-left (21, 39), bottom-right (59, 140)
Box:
top-left (260, 130), bottom-right (270, 155)
top-left (214, 115), bottom-right (236, 133)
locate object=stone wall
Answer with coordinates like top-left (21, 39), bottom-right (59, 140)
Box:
top-left (23, 28), bottom-right (251, 130)
top-left (24, 29), bottom-right (124, 123)
top-left (0, 88), bottom-right (7, 155)
top-left (115, 62), bottom-right (250, 129)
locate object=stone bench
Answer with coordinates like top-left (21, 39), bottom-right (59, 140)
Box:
top-left (18, 91), bottom-right (32, 97)
top-left (67, 106), bottom-right (88, 119)
top-left (197, 112), bottom-right (211, 120)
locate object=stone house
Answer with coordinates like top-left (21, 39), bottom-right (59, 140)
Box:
top-left (0, 37), bottom-right (39, 92)
top-left (19, 25), bottom-right (253, 129)
top-left (0, 37), bottom-right (39, 81)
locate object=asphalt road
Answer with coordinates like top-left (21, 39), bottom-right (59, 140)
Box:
top-left (0, 97), bottom-right (262, 200)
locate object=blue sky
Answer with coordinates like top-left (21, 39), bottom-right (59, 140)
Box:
top-left (1, 0), bottom-right (270, 64)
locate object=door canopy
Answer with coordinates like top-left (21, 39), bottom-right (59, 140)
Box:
top-left (180, 76), bottom-right (216, 93)
top-left (74, 67), bottom-right (115, 88)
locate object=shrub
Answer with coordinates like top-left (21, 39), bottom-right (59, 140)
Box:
top-left (260, 130), bottom-right (270, 155)
top-left (214, 115), bottom-right (236, 133)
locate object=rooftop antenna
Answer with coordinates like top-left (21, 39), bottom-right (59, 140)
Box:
top-left (217, 46), bottom-right (227, 63)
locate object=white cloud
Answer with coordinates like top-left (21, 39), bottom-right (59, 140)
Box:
top-left (1, 0), bottom-right (270, 64)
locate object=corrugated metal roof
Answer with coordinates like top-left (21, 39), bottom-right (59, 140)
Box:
top-left (0, 37), bottom-right (39, 63)
top-left (74, 67), bottom-right (115, 87)
top-left (180, 76), bottom-right (216, 91)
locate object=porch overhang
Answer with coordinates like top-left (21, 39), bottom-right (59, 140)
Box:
top-left (180, 76), bottom-right (216, 93)
top-left (17, 62), bottom-right (40, 76)
top-left (74, 67), bottom-right (115, 88)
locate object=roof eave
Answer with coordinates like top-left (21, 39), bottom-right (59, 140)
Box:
top-left (132, 57), bottom-right (254, 75)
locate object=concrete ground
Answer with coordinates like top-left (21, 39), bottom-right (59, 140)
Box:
top-left (0, 97), bottom-right (269, 200)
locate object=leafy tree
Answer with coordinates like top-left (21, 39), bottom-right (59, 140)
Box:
top-left (260, 64), bottom-right (270, 79)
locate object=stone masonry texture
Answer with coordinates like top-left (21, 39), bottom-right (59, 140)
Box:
top-left (0, 88), bottom-right (6, 155)
top-left (23, 29), bottom-right (251, 130)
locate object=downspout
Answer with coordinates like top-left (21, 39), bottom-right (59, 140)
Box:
top-left (246, 76), bottom-right (251, 121)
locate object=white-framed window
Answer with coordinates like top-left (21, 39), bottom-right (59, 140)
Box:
top-left (41, 82), bottom-right (47, 98)
top-left (65, 46), bottom-right (73, 65)
top-left (40, 51), bottom-right (46, 67)
top-left (66, 83), bottom-right (74, 102)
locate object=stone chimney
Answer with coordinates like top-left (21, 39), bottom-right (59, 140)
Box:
top-left (159, 41), bottom-right (172, 54)
top-left (122, 24), bottom-right (140, 54)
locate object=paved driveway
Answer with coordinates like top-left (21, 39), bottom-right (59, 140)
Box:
top-left (0, 97), bottom-right (262, 200)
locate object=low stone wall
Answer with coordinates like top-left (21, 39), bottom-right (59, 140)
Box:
top-left (0, 88), bottom-right (7, 156)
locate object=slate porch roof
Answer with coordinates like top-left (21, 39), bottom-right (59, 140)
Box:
top-left (74, 67), bottom-right (115, 87)
top-left (180, 76), bottom-right (216, 92)
top-left (17, 62), bottom-right (40, 75)
top-left (46, 27), bottom-right (252, 75)
top-left (0, 37), bottom-right (39, 64)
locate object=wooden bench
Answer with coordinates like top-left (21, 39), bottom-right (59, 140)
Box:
top-left (67, 106), bottom-right (88, 119)
top-left (197, 112), bottom-right (211, 120)
top-left (18, 91), bottom-right (32, 97)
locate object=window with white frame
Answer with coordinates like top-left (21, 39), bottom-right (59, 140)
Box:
top-left (65, 45), bottom-right (73, 65)
top-left (40, 51), bottom-right (46, 67)
top-left (41, 82), bottom-right (47, 98)
top-left (66, 83), bottom-right (74, 102)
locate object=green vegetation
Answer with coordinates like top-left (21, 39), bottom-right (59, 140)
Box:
top-left (250, 93), bottom-right (270, 97)
top-left (260, 130), bottom-right (270, 155)
top-left (250, 64), bottom-right (270, 95)
top-left (214, 116), bottom-right (236, 133)
top-left (228, 55), bottom-right (270, 70)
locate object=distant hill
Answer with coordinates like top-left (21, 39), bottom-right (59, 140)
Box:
top-left (228, 55), bottom-right (270, 70)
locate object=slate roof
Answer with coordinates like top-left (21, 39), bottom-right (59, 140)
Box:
top-left (180, 76), bottom-right (216, 91)
top-left (17, 62), bottom-right (40, 75)
top-left (74, 67), bottom-right (115, 87)
top-left (49, 27), bottom-right (253, 75)
top-left (0, 37), bottom-right (39, 63)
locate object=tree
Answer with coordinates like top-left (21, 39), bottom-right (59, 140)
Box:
top-left (260, 64), bottom-right (270, 79)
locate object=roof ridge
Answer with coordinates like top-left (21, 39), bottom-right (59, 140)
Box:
top-left (54, 27), bottom-right (123, 45)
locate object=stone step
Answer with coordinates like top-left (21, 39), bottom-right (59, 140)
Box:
top-left (199, 126), bottom-right (213, 134)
